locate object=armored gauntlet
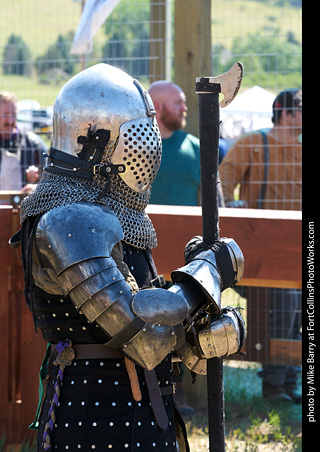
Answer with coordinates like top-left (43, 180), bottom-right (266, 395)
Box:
top-left (168, 236), bottom-right (245, 374)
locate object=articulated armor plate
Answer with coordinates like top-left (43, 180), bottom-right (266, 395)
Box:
top-left (171, 249), bottom-right (222, 314)
top-left (174, 306), bottom-right (246, 375)
top-left (198, 306), bottom-right (245, 359)
top-left (35, 202), bottom-right (187, 370)
top-left (220, 238), bottom-right (245, 284)
top-left (169, 238), bottom-right (245, 374)
top-left (171, 238), bottom-right (245, 314)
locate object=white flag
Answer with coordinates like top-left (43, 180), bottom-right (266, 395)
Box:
top-left (70, 0), bottom-right (121, 55)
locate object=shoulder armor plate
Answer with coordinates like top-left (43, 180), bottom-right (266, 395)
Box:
top-left (36, 202), bottom-right (123, 274)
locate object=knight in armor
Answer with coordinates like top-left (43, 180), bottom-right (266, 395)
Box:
top-left (13, 64), bottom-right (245, 452)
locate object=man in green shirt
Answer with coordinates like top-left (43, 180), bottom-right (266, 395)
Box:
top-left (148, 81), bottom-right (224, 207)
top-left (148, 81), bottom-right (200, 206)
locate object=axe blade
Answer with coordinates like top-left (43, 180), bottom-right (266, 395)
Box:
top-left (196, 62), bottom-right (243, 108)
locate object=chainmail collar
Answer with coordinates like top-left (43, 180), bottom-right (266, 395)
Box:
top-left (20, 170), bottom-right (157, 250)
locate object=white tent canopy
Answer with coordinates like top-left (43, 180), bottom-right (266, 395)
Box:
top-left (220, 85), bottom-right (276, 139)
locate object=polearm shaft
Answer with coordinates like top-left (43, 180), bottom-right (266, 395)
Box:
top-left (196, 78), bottom-right (225, 452)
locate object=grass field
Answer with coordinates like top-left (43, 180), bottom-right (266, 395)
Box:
top-left (186, 359), bottom-right (302, 451)
top-left (211, 0), bottom-right (302, 48)
top-left (0, 0), bottom-right (302, 106)
top-left (0, 0), bottom-right (302, 60)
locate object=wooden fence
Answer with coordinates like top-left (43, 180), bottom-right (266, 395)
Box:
top-left (0, 204), bottom-right (302, 444)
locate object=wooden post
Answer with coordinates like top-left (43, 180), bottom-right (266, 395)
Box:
top-left (174, 0), bottom-right (212, 137)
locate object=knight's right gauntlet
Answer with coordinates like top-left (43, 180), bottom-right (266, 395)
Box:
top-left (168, 236), bottom-right (246, 374)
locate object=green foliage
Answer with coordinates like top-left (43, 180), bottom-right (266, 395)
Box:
top-left (0, 433), bottom-right (5, 451)
top-left (230, 33), bottom-right (302, 74)
top-left (213, 31), bottom-right (302, 91)
top-left (35, 31), bottom-right (76, 76)
top-left (101, 1), bottom-right (150, 77)
top-left (2, 34), bottom-right (33, 76)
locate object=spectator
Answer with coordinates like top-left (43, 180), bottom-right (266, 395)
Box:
top-left (0, 91), bottom-right (47, 193)
top-left (148, 80), bottom-right (224, 207)
top-left (219, 89), bottom-right (302, 403)
top-left (219, 89), bottom-right (302, 210)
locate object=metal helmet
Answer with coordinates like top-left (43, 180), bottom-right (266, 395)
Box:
top-left (49, 63), bottom-right (162, 194)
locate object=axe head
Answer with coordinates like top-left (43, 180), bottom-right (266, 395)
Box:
top-left (197, 62), bottom-right (243, 108)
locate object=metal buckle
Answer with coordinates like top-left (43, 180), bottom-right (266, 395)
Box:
top-left (150, 274), bottom-right (166, 288)
top-left (93, 164), bottom-right (102, 175)
top-left (93, 164), bottom-right (112, 176)
top-left (94, 164), bottom-right (125, 176)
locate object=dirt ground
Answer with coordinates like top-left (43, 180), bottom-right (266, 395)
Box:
top-left (189, 437), bottom-right (301, 452)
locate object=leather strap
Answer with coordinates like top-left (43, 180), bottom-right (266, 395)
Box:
top-left (258, 130), bottom-right (269, 209)
top-left (51, 343), bottom-right (123, 360)
top-left (144, 368), bottom-right (169, 430)
top-left (105, 316), bottom-right (146, 350)
top-left (46, 147), bottom-right (125, 181)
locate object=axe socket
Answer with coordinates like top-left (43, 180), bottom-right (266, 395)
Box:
top-left (196, 79), bottom-right (221, 94)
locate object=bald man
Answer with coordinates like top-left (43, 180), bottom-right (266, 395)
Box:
top-left (149, 81), bottom-right (224, 207)
top-left (148, 82), bottom-right (196, 206)
top-left (149, 81), bottom-right (188, 139)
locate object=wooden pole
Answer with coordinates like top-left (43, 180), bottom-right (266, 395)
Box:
top-left (174, 0), bottom-right (212, 137)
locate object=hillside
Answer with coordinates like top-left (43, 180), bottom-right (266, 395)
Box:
top-left (0, 0), bottom-right (302, 60)
top-left (0, 0), bottom-right (301, 106)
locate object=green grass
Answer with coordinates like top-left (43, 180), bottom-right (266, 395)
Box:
top-left (185, 360), bottom-right (302, 451)
top-left (0, 0), bottom-right (302, 60)
top-left (211, 0), bottom-right (302, 49)
top-left (0, 0), bottom-right (82, 60)
top-left (0, 73), bottom-right (69, 107)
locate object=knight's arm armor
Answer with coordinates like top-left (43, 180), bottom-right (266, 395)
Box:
top-left (34, 202), bottom-right (189, 371)
top-left (34, 204), bottom-right (244, 373)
